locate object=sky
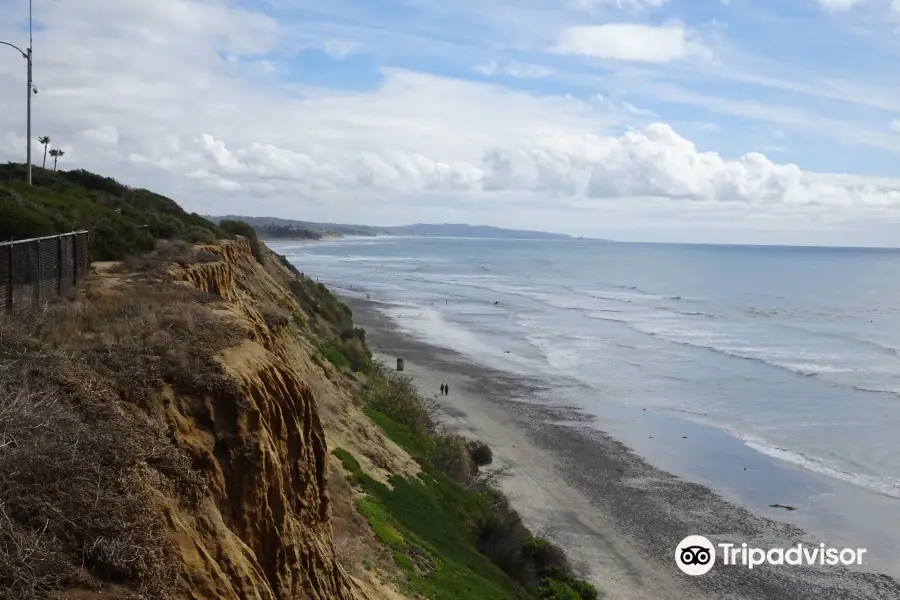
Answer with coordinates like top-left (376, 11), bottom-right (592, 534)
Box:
top-left (4, 0), bottom-right (900, 244)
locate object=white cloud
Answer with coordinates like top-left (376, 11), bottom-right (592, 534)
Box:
top-left (77, 126), bottom-right (120, 146)
top-left (818, 0), bottom-right (868, 11)
top-left (475, 61), bottom-right (499, 76)
top-left (472, 123), bottom-right (900, 207)
top-left (1, 0), bottom-right (900, 243)
top-left (0, 132), bottom-right (25, 159)
top-left (570, 0), bottom-right (671, 10)
top-left (553, 23), bottom-right (712, 63)
top-left (323, 39), bottom-right (361, 59)
top-left (890, 119), bottom-right (900, 133)
top-left (755, 144), bottom-right (788, 154)
top-left (113, 98), bottom-right (900, 211)
top-left (475, 60), bottom-right (554, 78)
top-left (504, 61), bottom-right (556, 78)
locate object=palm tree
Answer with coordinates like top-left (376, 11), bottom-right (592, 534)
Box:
top-left (38, 136), bottom-right (50, 168)
top-left (49, 148), bottom-right (64, 171)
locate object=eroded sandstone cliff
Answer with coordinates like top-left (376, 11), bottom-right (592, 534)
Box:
top-left (165, 239), bottom-right (404, 600)
top-left (0, 238), bottom-right (409, 600)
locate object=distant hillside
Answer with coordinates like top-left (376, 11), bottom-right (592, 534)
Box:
top-left (392, 223), bottom-right (572, 239)
top-left (207, 215), bottom-right (573, 240)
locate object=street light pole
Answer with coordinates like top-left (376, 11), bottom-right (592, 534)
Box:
top-left (0, 0), bottom-right (33, 185)
top-left (27, 0), bottom-right (32, 185)
top-left (26, 47), bottom-right (32, 185)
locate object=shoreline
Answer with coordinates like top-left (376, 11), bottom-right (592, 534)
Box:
top-left (261, 234), bottom-right (344, 243)
top-left (349, 297), bottom-right (900, 600)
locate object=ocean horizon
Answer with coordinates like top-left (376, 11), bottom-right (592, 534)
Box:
top-left (274, 235), bottom-right (900, 576)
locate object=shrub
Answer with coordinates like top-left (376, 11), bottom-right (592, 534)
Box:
top-left (0, 163), bottom-right (224, 261)
top-left (261, 306), bottom-right (291, 331)
top-left (522, 537), bottom-right (569, 576)
top-left (342, 337), bottom-right (372, 373)
top-left (332, 447), bottom-right (362, 476)
top-left (537, 578), bottom-right (582, 600)
top-left (282, 268), bottom-right (375, 376)
top-left (115, 239), bottom-right (220, 274)
top-left (317, 340), bottom-right (351, 370)
top-left (180, 225), bottom-right (217, 245)
top-left (0, 336), bottom-right (200, 598)
top-left (363, 363), bottom-right (435, 438)
top-left (468, 440), bottom-right (494, 467)
top-left (524, 538), bottom-right (598, 600)
top-left (275, 252), bottom-right (302, 277)
top-left (219, 219), bottom-right (263, 264)
top-left (568, 578), bottom-right (600, 600)
top-left (62, 168), bottom-right (128, 195)
top-left (473, 511), bottom-right (531, 582)
top-left (430, 432), bottom-right (474, 484)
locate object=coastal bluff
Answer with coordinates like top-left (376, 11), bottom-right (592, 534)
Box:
top-left (163, 238), bottom-right (362, 600)
top-left (0, 237), bottom-right (411, 599)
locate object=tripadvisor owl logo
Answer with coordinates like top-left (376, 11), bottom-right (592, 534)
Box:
top-left (675, 535), bottom-right (716, 576)
top-left (674, 535), bottom-right (867, 574)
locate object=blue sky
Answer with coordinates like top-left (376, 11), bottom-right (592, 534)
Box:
top-left (268, 0), bottom-right (900, 172)
top-left (3, 0), bottom-right (900, 244)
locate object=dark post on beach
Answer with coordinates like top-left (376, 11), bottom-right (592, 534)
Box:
top-left (396, 357), bottom-right (405, 371)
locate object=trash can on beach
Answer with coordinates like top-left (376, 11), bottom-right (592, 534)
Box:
top-left (396, 357), bottom-right (405, 371)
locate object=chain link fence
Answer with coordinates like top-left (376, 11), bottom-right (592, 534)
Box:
top-left (0, 231), bottom-right (89, 313)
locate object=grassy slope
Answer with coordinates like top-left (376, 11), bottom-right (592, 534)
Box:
top-left (0, 163), bottom-right (226, 260)
top-left (333, 442), bottom-right (532, 600)
top-left (332, 364), bottom-right (600, 600)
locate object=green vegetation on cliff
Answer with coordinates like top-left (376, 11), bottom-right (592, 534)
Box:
top-left (334, 364), bottom-right (600, 600)
top-left (277, 253), bottom-right (372, 373)
top-left (218, 219), bottom-right (264, 263)
top-left (334, 445), bottom-right (532, 600)
top-left (254, 223), bottom-right (326, 240)
top-left (0, 163), bottom-right (227, 260)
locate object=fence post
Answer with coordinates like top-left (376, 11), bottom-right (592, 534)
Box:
top-left (57, 235), bottom-right (62, 296)
top-left (6, 245), bottom-right (10, 312)
top-left (72, 235), bottom-right (77, 288)
top-left (36, 238), bottom-right (42, 304)
top-left (73, 234), bottom-right (79, 287)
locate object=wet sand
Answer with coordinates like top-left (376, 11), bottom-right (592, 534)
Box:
top-left (350, 297), bottom-right (900, 600)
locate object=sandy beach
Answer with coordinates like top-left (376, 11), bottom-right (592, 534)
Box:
top-left (350, 298), bottom-right (900, 600)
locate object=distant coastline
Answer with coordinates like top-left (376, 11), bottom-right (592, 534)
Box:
top-left (205, 214), bottom-right (592, 241)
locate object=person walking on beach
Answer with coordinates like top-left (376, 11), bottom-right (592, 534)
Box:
top-left (444, 383), bottom-right (449, 396)
top-left (440, 383), bottom-right (445, 395)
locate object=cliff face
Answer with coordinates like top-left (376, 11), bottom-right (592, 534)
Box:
top-left (164, 239), bottom-right (368, 599)
top-left (0, 237), bottom-right (411, 600)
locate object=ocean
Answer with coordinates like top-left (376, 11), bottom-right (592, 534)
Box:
top-left (273, 236), bottom-right (900, 574)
